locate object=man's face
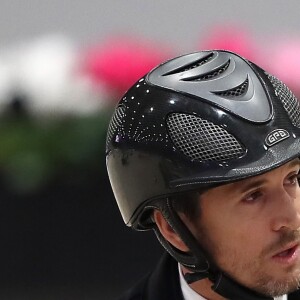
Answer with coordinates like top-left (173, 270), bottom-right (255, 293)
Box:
top-left (191, 159), bottom-right (300, 297)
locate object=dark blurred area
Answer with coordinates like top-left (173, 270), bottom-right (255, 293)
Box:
top-left (0, 33), bottom-right (166, 300)
top-left (0, 160), bottom-right (163, 300)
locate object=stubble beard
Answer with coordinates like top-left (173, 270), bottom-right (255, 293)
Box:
top-left (196, 227), bottom-right (300, 297)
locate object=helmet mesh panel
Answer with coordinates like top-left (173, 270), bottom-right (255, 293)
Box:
top-left (268, 75), bottom-right (300, 128)
top-left (167, 113), bottom-right (245, 162)
top-left (106, 105), bottom-right (125, 147)
top-left (163, 53), bottom-right (214, 76)
top-left (214, 78), bottom-right (248, 97)
top-left (183, 60), bottom-right (230, 81)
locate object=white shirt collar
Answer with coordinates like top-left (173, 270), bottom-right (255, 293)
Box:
top-left (178, 264), bottom-right (207, 300)
top-left (178, 264), bottom-right (287, 300)
top-left (275, 296), bottom-right (287, 300)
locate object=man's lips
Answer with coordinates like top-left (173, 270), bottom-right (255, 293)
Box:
top-left (271, 242), bottom-right (300, 263)
top-left (274, 244), bottom-right (298, 257)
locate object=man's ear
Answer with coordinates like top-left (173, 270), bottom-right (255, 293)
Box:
top-left (153, 209), bottom-right (189, 252)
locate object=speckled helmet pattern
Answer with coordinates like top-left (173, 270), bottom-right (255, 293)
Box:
top-left (106, 50), bottom-right (300, 229)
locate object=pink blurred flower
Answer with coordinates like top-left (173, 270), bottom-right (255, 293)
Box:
top-left (82, 37), bottom-right (170, 95)
top-left (268, 38), bottom-right (300, 96)
top-left (199, 24), bottom-right (260, 63)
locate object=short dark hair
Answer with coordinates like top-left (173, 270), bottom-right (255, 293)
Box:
top-left (145, 189), bottom-right (207, 229)
top-left (170, 190), bottom-right (203, 221)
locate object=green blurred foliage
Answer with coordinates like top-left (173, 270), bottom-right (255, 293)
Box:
top-left (0, 112), bottom-right (112, 193)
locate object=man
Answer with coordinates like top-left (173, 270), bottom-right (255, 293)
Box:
top-left (106, 50), bottom-right (300, 299)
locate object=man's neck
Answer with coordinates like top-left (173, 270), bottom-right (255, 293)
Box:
top-left (180, 265), bottom-right (287, 300)
top-left (180, 265), bottom-right (226, 300)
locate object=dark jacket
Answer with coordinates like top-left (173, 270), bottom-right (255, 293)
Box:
top-left (117, 253), bottom-right (183, 300)
top-left (117, 253), bottom-right (300, 300)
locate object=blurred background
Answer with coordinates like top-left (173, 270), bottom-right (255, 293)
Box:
top-left (0, 1), bottom-right (300, 299)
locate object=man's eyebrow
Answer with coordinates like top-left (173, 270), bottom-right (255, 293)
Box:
top-left (236, 159), bottom-right (300, 194)
top-left (288, 158), bottom-right (300, 168)
top-left (237, 178), bottom-right (267, 194)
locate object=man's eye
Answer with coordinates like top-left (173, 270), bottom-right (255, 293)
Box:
top-left (285, 173), bottom-right (300, 186)
top-left (242, 191), bottom-right (263, 203)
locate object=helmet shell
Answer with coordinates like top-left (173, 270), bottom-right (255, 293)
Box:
top-left (106, 50), bottom-right (300, 228)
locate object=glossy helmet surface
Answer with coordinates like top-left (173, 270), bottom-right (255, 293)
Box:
top-left (106, 50), bottom-right (300, 229)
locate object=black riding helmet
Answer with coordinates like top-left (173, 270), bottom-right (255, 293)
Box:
top-left (106, 50), bottom-right (300, 300)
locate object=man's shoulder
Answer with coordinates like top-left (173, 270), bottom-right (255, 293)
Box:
top-left (116, 279), bottom-right (146, 300)
top-left (116, 252), bottom-right (183, 300)
top-left (116, 268), bottom-right (152, 300)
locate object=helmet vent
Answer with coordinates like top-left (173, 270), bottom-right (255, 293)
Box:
top-left (213, 78), bottom-right (248, 98)
top-left (182, 59), bottom-right (230, 82)
top-left (167, 113), bottom-right (245, 162)
top-left (106, 104), bottom-right (126, 147)
top-left (162, 53), bottom-right (214, 76)
top-left (268, 75), bottom-right (300, 128)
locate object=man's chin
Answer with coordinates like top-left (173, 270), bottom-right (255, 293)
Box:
top-left (247, 275), bottom-right (300, 298)
top-left (224, 267), bottom-right (300, 298)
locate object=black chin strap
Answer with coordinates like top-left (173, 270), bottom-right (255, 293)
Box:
top-left (184, 271), bottom-right (273, 300)
top-left (154, 198), bottom-right (273, 300)
top-left (184, 271), bottom-right (209, 284)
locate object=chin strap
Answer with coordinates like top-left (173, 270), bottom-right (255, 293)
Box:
top-left (154, 198), bottom-right (274, 300)
top-left (184, 271), bottom-right (210, 284)
top-left (184, 271), bottom-right (273, 300)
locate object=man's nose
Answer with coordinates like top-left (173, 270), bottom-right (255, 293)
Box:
top-left (271, 188), bottom-right (300, 232)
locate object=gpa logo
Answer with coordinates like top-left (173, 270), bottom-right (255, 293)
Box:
top-left (265, 129), bottom-right (290, 147)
